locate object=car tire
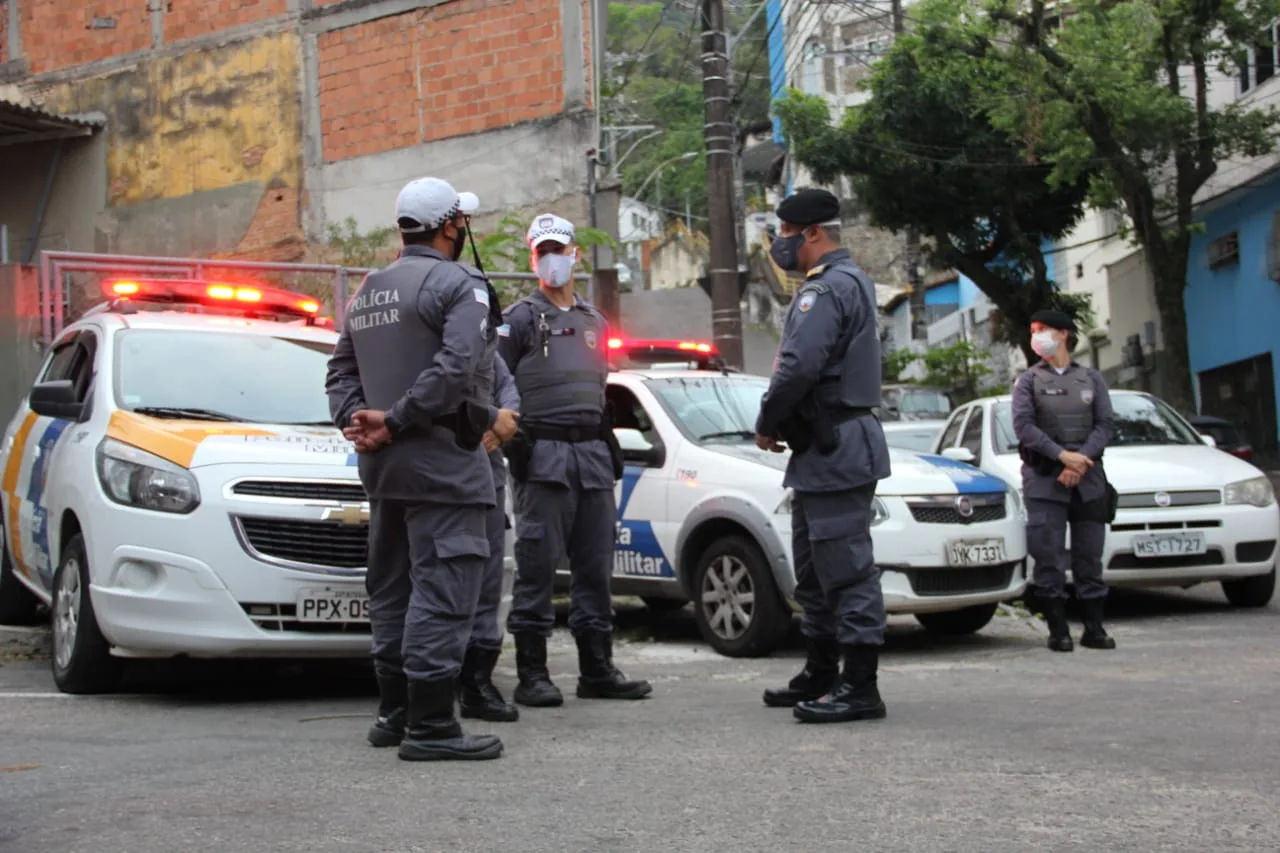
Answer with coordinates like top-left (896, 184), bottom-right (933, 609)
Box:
top-left (692, 534), bottom-right (791, 658)
top-left (642, 597), bottom-right (687, 614)
top-left (1221, 566), bottom-right (1276, 609)
top-left (0, 537), bottom-right (43, 627)
top-left (51, 534), bottom-right (122, 694)
top-left (915, 602), bottom-right (1000, 636)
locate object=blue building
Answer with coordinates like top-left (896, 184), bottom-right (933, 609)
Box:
top-left (1185, 167), bottom-right (1280, 461)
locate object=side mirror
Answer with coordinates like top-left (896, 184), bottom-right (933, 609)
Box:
top-left (941, 446), bottom-right (976, 464)
top-left (614, 428), bottom-right (665, 468)
top-left (1199, 433), bottom-right (1217, 447)
top-left (29, 380), bottom-right (84, 421)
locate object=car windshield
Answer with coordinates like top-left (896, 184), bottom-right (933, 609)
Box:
top-left (115, 330), bottom-right (336, 425)
top-left (644, 375), bottom-right (769, 441)
top-left (884, 387), bottom-right (952, 417)
top-left (885, 425), bottom-right (942, 452)
top-left (991, 394), bottom-right (1203, 451)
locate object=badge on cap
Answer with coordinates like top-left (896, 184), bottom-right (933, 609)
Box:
top-left (797, 291), bottom-right (817, 313)
top-left (538, 216), bottom-right (554, 229)
top-left (584, 329), bottom-right (598, 349)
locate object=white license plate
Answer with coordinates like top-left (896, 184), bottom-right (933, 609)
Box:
top-left (1132, 532), bottom-right (1206, 558)
top-left (946, 538), bottom-right (1007, 567)
top-left (296, 588), bottom-right (369, 623)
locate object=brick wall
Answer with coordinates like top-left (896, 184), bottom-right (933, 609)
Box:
top-left (318, 0), bottom-right (571, 163)
top-left (163, 0), bottom-right (288, 44)
top-left (1, 1), bottom-right (8, 64)
top-left (19, 0), bottom-right (151, 75)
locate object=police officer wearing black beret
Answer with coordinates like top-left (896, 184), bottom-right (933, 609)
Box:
top-left (755, 188), bottom-right (892, 724)
top-left (1013, 309), bottom-right (1117, 652)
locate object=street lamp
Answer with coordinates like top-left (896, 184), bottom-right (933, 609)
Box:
top-left (633, 152), bottom-right (699, 205)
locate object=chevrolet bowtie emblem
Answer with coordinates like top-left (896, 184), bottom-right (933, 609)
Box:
top-left (322, 503), bottom-right (370, 525)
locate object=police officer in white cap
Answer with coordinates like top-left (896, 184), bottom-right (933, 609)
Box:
top-left (498, 213), bottom-right (652, 708)
top-left (326, 176), bottom-right (519, 761)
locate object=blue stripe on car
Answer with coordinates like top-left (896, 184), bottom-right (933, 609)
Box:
top-left (916, 453), bottom-right (1009, 494)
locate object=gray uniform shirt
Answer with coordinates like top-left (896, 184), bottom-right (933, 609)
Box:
top-left (498, 290), bottom-right (615, 491)
top-left (325, 245), bottom-right (498, 505)
top-left (757, 248), bottom-right (891, 492)
top-left (1012, 361), bottom-right (1115, 503)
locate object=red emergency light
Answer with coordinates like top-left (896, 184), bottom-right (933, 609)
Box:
top-left (608, 337), bottom-right (716, 354)
top-left (103, 278), bottom-right (323, 321)
top-left (606, 337), bottom-right (720, 369)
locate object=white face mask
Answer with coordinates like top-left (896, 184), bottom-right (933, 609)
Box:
top-left (1030, 330), bottom-right (1059, 358)
top-left (536, 252), bottom-right (576, 288)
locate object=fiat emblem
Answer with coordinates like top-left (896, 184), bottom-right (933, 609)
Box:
top-left (954, 496), bottom-right (974, 518)
top-left (1154, 491), bottom-right (1171, 507)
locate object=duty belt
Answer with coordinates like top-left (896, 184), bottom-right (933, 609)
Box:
top-left (825, 405), bottom-right (875, 423)
top-left (522, 423), bottom-right (610, 442)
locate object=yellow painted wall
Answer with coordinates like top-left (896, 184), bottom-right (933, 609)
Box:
top-left (35, 31), bottom-right (303, 206)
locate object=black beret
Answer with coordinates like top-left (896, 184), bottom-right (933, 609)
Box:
top-left (1030, 309), bottom-right (1076, 333)
top-left (775, 188), bottom-right (841, 226)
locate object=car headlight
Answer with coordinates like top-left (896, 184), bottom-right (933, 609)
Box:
top-left (1224, 476), bottom-right (1275, 508)
top-left (95, 437), bottom-right (201, 514)
top-left (1008, 488), bottom-right (1028, 522)
top-left (870, 497), bottom-right (889, 526)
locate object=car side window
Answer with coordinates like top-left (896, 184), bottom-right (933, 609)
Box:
top-left (38, 337), bottom-right (81, 384)
top-left (936, 407), bottom-right (968, 450)
top-left (606, 385), bottom-right (660, 449)
top-left (65, 332), bottom-right (99, 405)
top-left (959, 405), bottom-right (984, 463)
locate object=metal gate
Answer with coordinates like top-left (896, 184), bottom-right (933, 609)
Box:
top-left (38, 250), bottom-right (587, 343)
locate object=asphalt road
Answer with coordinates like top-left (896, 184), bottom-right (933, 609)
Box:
top-left (2, 588), bottom-right (1278, 853)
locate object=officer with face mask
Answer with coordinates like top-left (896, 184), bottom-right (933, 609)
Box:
top-left (498, 213), bottom-right (652, 708)
top-left (325, 177), bottom-right (519, 761)
top-left (1014, 309), bottom-right (1117, 652)
top-left (754, 188), bottom-right (892, 725)
top-left (457, 354), bottom-right (521, 722)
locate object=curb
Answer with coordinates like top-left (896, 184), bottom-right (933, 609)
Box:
top-left (0, 626), bottom-right (51, 658)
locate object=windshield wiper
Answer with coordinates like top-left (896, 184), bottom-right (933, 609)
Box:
top-left (288, 420), bottom-right (339, 427)
top-left (131, 406), bottom-right (244, 422)
top-left (698, 430), bottom-right (756, 441)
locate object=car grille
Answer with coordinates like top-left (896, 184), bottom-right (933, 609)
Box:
top-left (906, 563), bottom-right (1017, 596)
top-left (906, 493), bottom-right (1007, 525)
top-left (1110, 519), bottom-right (1221, 533)
top-left (241, 603), bottom-right (371, 634)
top-left (232, 480), bottom-right (367, 502)
top-left (1107, 550), bottom-right (1225, 570)
top-left (1116, 490), bottom-right (1221, 509)
top-left (235, 517), bottom-right (368, 570)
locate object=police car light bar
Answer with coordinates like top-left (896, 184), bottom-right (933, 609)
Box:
top-left (607, 337), bottom-right (717, 355)
top-left (104, 278), bottom-right (322, 318)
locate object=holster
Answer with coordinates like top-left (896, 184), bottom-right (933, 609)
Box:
top-left (602, 402), bottom-right (625, 481)
top-left (776, 394), bottom-right (850, 456)
top-left (453, 400), bottom-right (490, 452)
top-left (503, 431), bottom-right (533, 483)
top-left (1018, 444), bottom-right (1062, 477)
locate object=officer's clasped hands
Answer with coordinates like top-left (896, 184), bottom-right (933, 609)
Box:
top-left (482, 408), bottom-right (520, 452)
top-left (345, 409), bottom-right (392, 453)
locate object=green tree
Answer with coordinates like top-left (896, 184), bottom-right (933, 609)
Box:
top-left (958, 0), bottom-right (1280, 411)
top-left (773, 15), bottom-right (1094, 363)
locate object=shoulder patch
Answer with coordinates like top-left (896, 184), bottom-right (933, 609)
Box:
top-left (473, 287), bottom-right (490, 307)
top-left (797, 290), bottom-right (818, 312)
top-left (497, 323), bottom-right (511, 337)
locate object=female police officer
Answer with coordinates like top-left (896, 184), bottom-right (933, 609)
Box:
top-left (1013, 309), bottom-right (1117, 653)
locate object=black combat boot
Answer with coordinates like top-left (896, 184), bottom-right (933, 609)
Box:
top-left (793, 644), bottom-right (887, 724)
top-left (762, 635), bottom-right (839, 708)
top-left (458, 645), bottom-right (519, 722)
top-left (398, 677), bottom-right (503, 762)
top-left (1042, 596), bottom-right (1075, 653)
top-left (367, 672), bottom-right (407, 748)
top-left (575, 629), bottom-right (653, 700)
top-left (512, 632), bottom-right (564, 707)
top-left (1079, 597), bottom-right (1117, 650)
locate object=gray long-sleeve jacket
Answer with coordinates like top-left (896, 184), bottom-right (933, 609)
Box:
top-left (325, 245), bottom-right (498, 505)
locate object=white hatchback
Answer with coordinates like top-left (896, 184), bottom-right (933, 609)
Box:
top-left (930, 391), bottom-right (1278, 607)
top-left (553, 343), bottom-right (1030, 658)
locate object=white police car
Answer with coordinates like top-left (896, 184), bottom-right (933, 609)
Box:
top-left (0, 277), bottom-right (514, 694)
top-left (555, 339), bottom-right (1029, 658)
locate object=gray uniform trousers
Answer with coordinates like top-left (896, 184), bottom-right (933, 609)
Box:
top-left (468, 481), bottom-right (507, 651)
top-left (791, 484), bottom-right (886, 646)
top-left (365, 500), bottom-right (489, 682)
top-left (507, 453), bottom-right (616, 637)
top-left (1026, 491), bottom-right (1107, 601)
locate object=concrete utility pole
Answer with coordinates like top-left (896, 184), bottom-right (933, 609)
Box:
top-left (701, 0), bottom-right (745, 369)
top-left (892, 0), bottom-right (926, 341)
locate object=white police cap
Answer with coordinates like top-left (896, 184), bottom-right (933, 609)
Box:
top-left (526, 213), bottom-right (576, 248)
top-left (395, 177), bottom-right (479, 233)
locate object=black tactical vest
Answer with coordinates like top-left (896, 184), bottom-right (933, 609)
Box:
top-left (511, 297), bottom-right (609, 427)
top-left (1029, 364), bottom-right (1095, 446)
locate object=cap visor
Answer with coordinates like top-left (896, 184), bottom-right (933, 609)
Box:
top-left (535, 233), bottom-right (572, 246)
top-left (458, 191), bottom-right (480, 214)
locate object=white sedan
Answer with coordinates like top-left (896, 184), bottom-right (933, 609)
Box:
top-left (930, 390), bottom-right (1278, 607)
